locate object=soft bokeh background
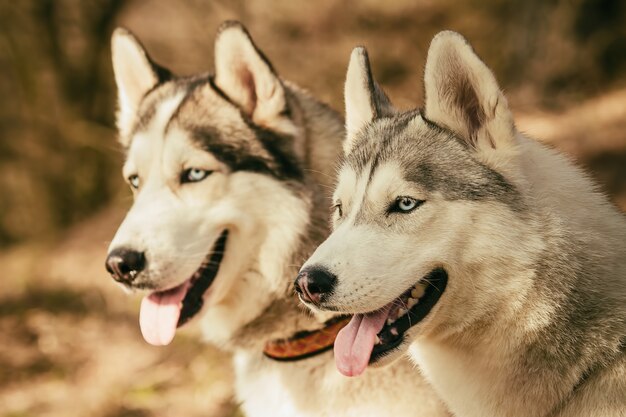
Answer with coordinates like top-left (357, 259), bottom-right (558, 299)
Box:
top-left (1, 1), bottom-right (625, 416)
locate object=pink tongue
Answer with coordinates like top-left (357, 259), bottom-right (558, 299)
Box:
top-left (139, 282), bottom-right (190, 346)
top-left (334, 306), bottom-right (390, 377)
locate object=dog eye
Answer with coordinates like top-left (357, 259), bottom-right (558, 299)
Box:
top-left (128, 174), bottom-right (140, 189)
top-left (181, 168), bottom-right (212, 184)
top-left (390, 196), bottom-right (423, 214)
top-left (333, 202), bottom-right (343, 218)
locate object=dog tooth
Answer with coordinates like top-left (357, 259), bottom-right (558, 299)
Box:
top-left (411, 286), bottom-right (425, 299)
top-left (398, 308), bottom-right (407, 317)
top-left (407, 298), bottom-right (418, 309)
top-left (387, 318), bottom-right (394, 326)
top-left (390, 328), bottom-right (399, 336)
top-left (375, 335), bottom-right (381, 345)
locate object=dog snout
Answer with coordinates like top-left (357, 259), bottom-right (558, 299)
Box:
top-left (294, 267), bottom-right (337, 305)
top-left (105, 247), bottom-right (146, 285)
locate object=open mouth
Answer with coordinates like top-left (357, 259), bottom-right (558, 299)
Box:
top-left (334, 268), bottom-right (447, 376)
top-left (139, 230), bottom-right (228, 346)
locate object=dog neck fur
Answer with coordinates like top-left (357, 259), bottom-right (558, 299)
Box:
top-left (220, 84), bottom-right (344, 351)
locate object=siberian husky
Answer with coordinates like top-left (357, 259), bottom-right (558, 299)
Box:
top-left (297, 31), bottom-right (626, 417)
top-left (105, 21), bottom-right (448, 417)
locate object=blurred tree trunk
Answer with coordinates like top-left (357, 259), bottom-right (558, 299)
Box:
top-left (0, 0), bottom-right (127, 246)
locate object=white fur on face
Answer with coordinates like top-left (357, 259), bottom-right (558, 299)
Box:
top-left (308, 162), bottom-right (436, 312)
top-left (365, 162), bottom-right (406, 206)
top-left (111, 92), bottom-right (224, 289)
top-left (109, 92), bottom-right (310, 343)
top-left (335, 164), bottom-right (369, 225)
top-left (198, 171), bottom-right (309, 344)
top-left (304, 157), bottom-right (537, 338)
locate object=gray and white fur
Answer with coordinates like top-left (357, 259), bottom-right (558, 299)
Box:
top-left (107, 21), bottom-right (449, 417)
top-left (300, 31), bottom-right (626, 417)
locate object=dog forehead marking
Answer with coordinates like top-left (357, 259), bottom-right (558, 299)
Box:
top-left (127, 91), bottom-right (187, 171)
top-left (147, 91), bottom-right (187, 140)
top-left (345, 113), bottom-right (523, 211)
top-left (342, 163), bottom-right (372, 225)
top-left (366, 161), bottom-right (404, 205)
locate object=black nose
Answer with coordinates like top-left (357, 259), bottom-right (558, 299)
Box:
top-left (294, 266), bottom-right (337, 305)
top-left (105, 247), bottom-right (146, 284)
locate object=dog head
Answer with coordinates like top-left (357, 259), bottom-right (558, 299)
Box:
top-left (296, 32), bottom-right (534, 376)
top-left (106, 22), bottom-right (311, 346)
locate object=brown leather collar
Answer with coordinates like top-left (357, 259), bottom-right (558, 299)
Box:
top-left (263, 317), bottom-right (351, 362)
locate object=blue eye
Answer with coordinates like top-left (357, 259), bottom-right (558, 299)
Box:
top-left (390, 196), bottom-right (424, 214)
top-left (128, 174), bottom-right (140, 189)
top-left (181, 168), bottom-right (212, 184)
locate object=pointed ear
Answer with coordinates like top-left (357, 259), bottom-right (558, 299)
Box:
top-left (423, 31), bottom-right (514, 151)
top-left (111, 28), bottom-right (169, 139)
top-left (344, 47), bottom-right (395, 154)
top-left (214, 21), bottom-right (295, 135)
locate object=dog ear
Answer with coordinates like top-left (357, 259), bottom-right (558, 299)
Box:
top-left (344, 47), bottom-right (395, 155)
top-left (111, 28), bottom-right (170, 140)
top-left (423, 31), bottom-right (514, 151)
top-left (214, 21), bottom-right (296, 136)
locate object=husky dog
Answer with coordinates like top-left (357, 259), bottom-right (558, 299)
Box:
top-left (105, 21), bottom-right (448, 417)
top-left (296, 31), bottom-right (626, 417)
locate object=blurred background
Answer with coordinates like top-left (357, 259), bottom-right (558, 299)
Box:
top-left (1, 0), bottom-right (625, 416)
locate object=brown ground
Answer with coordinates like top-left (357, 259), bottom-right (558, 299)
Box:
top-left (1, 1), bottom-right (625, 416)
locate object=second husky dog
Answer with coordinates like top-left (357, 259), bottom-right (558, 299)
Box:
top-left (105, 21), bottom-right (448, 417)
top-left (297, 31), bottom-right (626, 417)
